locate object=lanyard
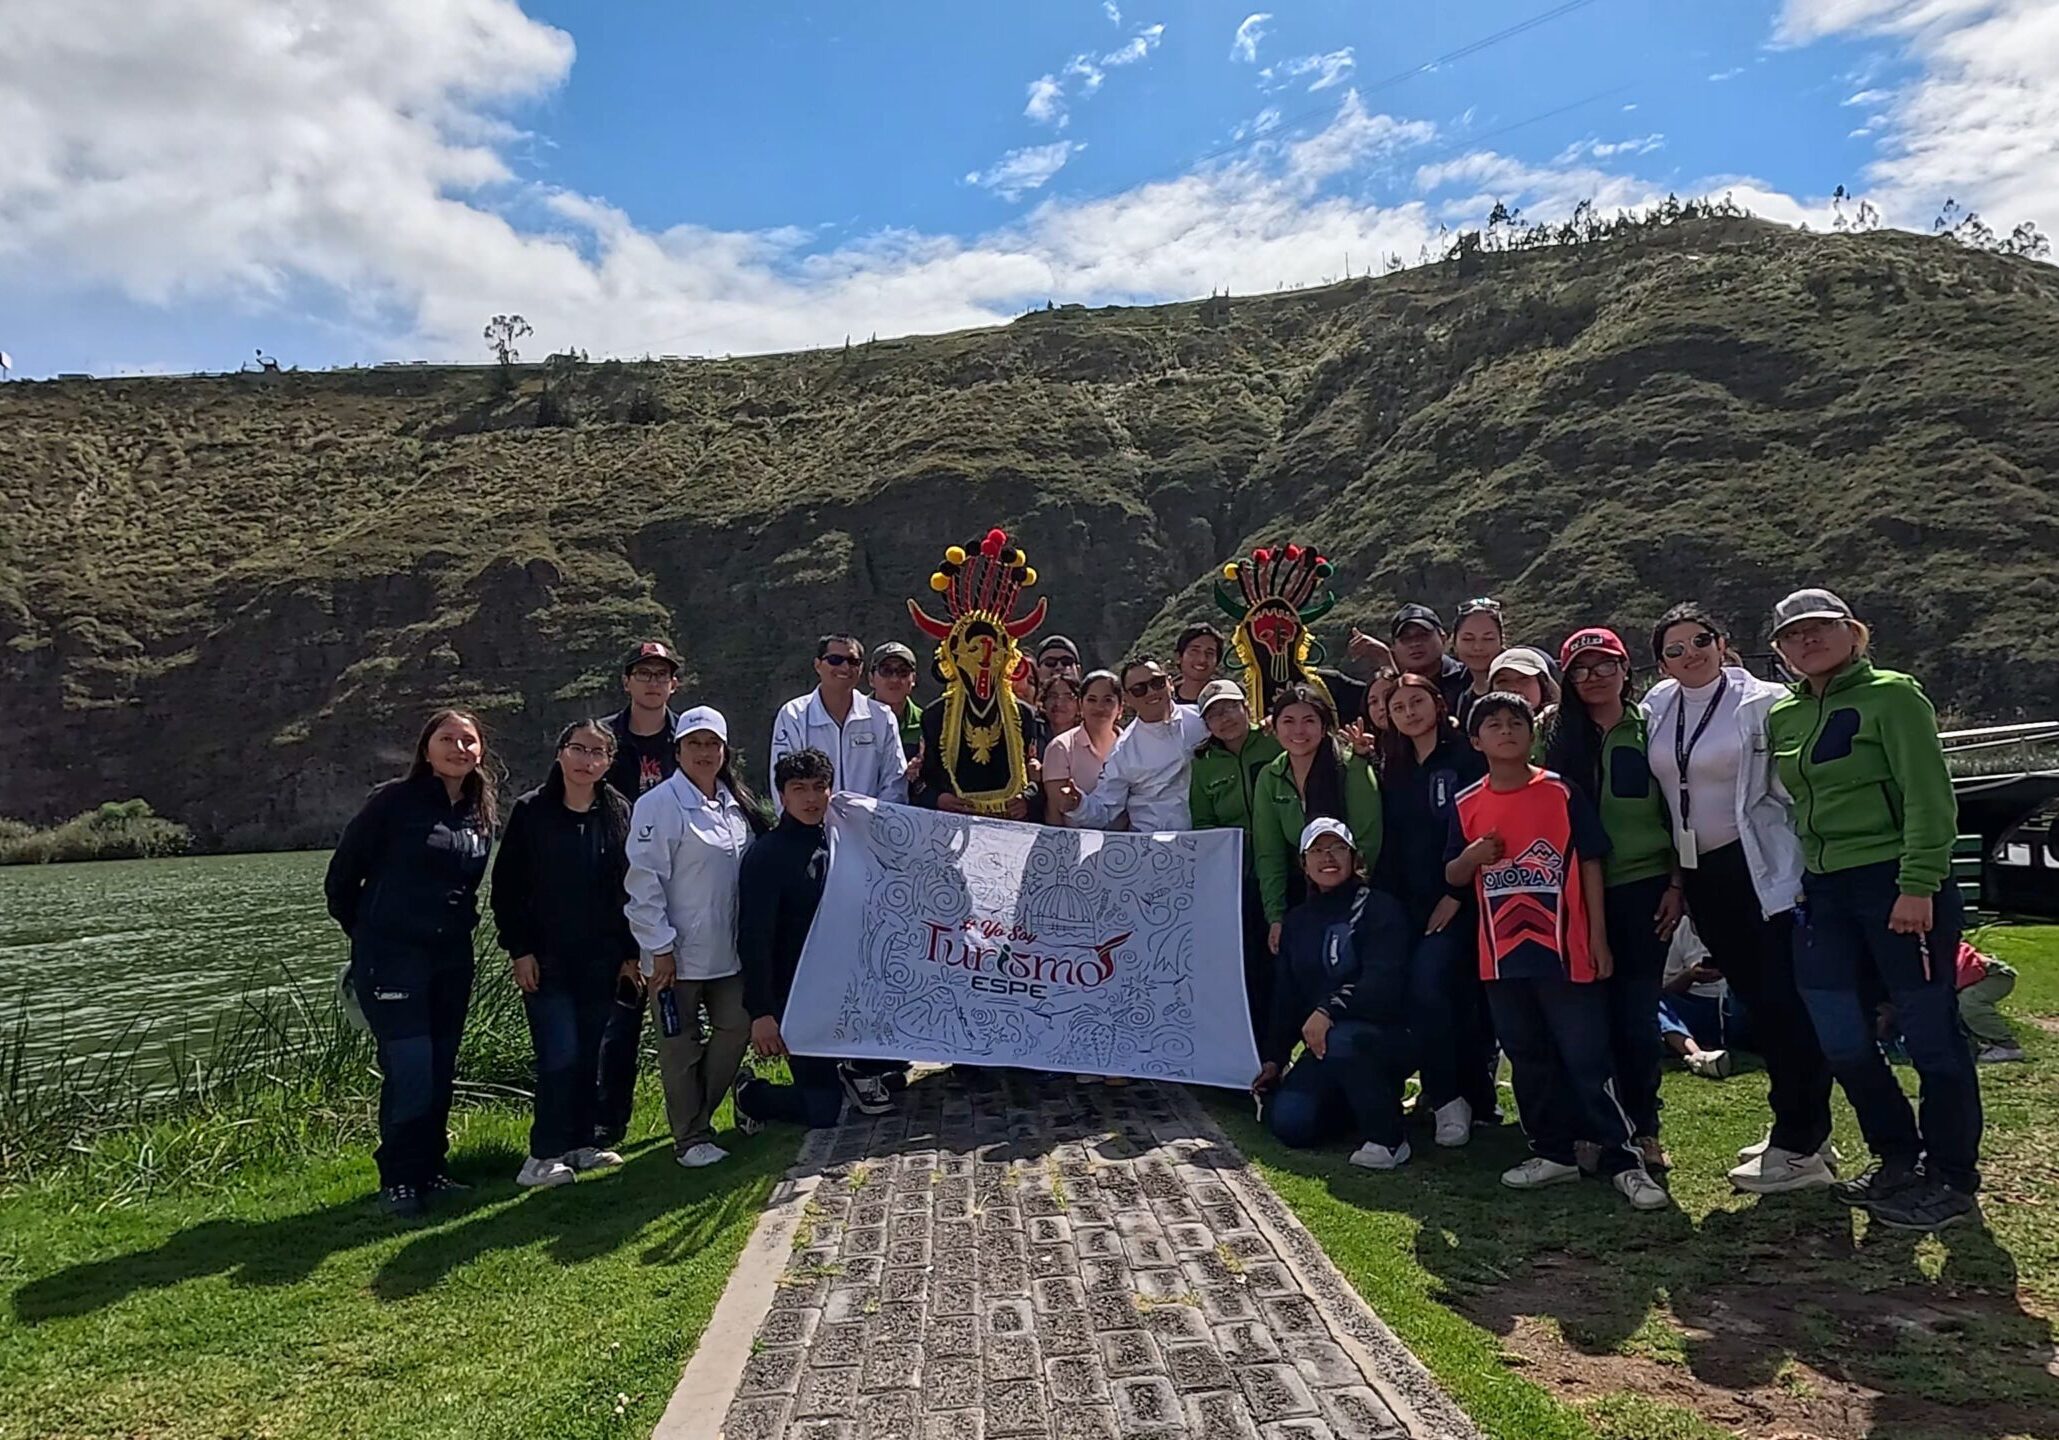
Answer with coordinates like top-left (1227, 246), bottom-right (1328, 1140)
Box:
top-left (1673, 675), bottom-right (1728, 825)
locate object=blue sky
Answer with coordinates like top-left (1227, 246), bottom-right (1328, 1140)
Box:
top-left (1, 0), bottom-right (2048, 377)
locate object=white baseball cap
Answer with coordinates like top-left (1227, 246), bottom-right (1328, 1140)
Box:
top-left (673, 706), bottom-right (729, 743)
top-left (1298, 817), bottom-right (1355, 855)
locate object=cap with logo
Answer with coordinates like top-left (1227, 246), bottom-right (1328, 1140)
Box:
top-left (1770, 587), bottom-right (1854, 638)
top-left (621, 640), bottom-right (680, 675)
top-left (1487, 646), bottom-right (1550, 680)
top-left (870, 641), bottom-right (917, 668)
top-left (673, 706), bottom-right (728, 744)
top-left (1298, 816), bottom-right (1357, 855)
top-left (1197, 678), bottom-right (1248, 714)
top-left (1390, 603), bottom-right (1443, 638)
top-left (1558, 627), bottom-right (1630, 669)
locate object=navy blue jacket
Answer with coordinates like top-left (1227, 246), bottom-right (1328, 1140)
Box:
top-left (737, 815), bottom-right (831, 1022)
top-left (1264, 881), bottom-right (1411, 1066)
top-left (1375, 729), bottom-right (1486, 929)
top-left (325, 773), bottom-right (491, 946)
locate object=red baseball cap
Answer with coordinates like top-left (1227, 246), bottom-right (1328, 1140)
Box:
top-left (1559, 627), bottom-right (1629, 669)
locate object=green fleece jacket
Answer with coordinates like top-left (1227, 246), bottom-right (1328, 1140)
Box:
top-left (1768, 658), bottom-right (1958, 896)
top-left (1189, 731), bottom-right (1285, 875)
top-left (1597, 710), bottom-right (1675, 887)
top-left (1250, 748), bottom-right (1383, 924)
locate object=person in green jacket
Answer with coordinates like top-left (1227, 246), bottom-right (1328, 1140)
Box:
top-left (1251, 683), bottom-right (1383, 953)
top-left (1543, 627), bottom-right (1682, 1175)
top-left (1767, 587), bottom-right (1976, 1233)
top-left (1189, 678), bottom-right (1285, 1045)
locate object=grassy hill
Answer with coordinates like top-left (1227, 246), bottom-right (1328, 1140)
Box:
top-left (3, 217), bottom-right (2055, 848)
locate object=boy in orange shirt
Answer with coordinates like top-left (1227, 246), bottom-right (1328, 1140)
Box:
top-left (1445, 692), bottom-right (1669, 1210)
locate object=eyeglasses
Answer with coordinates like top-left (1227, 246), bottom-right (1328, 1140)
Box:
top-left (1661, 631), bottom-right (1719, 660)
top-left (628, 667), bottom-right (675, 682)
top-left (561, 743), bottom-right (611, 761)
top-left (819, 653), bottom-right (861, 668)
top-left (1567, 658), bottom-right (1626, 682)
top-left (1125, 674), bottom-right (1170, 698)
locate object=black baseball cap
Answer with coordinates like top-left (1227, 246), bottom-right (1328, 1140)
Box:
top-left (1390, 604), bottom-right (1443, 638)
top-left (621, 640), bottom-right (680, 674)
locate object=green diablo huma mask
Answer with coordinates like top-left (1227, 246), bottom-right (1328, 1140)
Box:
top-left (1214, 541), bottom-right (1338, 727)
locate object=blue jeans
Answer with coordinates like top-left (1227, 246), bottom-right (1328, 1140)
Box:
top-left (1487, 974), bottom-right (1639, 1175)
top-left (1658, 989), bottom-right (1756, 1052)
top-left (737, 1053), bottom-right (845, 1130)
top-left (354, 934), bottom-right (474, 1190)
top-left (522, 960), bottom-right (615, 1159)
top-left (1265, 1018), bottom-right (1413, 1151)
top-left (1603, 874), bottom-right (1673, 1139)
top-left (1796, 861), bottom-right (1981, 1192)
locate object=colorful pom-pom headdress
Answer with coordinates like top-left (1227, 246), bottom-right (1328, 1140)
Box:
top-left (908, 527), bottom-right (1048, 811)
top-left (1213, 541), bottom-right (1339, 725)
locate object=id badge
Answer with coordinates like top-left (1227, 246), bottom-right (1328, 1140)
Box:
top-left (1676, 827), bottom-right (1699, 870)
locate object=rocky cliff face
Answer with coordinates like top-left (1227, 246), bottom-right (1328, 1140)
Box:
top-left (4, 218), bottom-right (2055, 847)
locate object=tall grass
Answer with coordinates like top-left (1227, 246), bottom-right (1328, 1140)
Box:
top-left (0, 799), bottom-right (191, 865)
top-left (0, 933), bottom-right (574, 1200)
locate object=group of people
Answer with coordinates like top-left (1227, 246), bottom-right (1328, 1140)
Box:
top-left (323, 580), bottom-right (1993, 1234)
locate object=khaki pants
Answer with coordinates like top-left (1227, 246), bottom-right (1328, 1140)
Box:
top-left (654, 974), bottom-right (750, 1151)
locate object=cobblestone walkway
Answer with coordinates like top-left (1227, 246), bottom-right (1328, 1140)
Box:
top-left (684, 1071), bottom-right (1475, 1440)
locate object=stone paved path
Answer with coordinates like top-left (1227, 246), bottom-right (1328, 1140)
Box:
top-left (664, 1071), bottom-right (1477, 1440)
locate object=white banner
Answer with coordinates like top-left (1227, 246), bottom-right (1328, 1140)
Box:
top-left (783, 797), bottom-right (1258, 1088)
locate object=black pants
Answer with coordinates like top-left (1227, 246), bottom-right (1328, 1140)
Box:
top-left (1264, 1019), bottom-right (1414, 1150)
top-left (522, 959), bottom-right (615, 1160)
top-left (1602, 873), bottom-right (1673, 1139)
top-left (1488, 975), bottom-right (1639, 1175)
top-left (1241, 875), bottom-right (1273, 1053)
top-left (737, 1053), bottom-right (845, 1129)
top-left (592, 983), bottom-right (646, 1145)
top-left (1683, 842), bottom-right (1832, 1155)
top-left (1408, 921), bottom-right (1498, 1115)
top-left (354, 933), bottom-right (474, 1190)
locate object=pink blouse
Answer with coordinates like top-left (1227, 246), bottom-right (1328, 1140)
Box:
top-left (1044, 725), bottom-right (1120, 828)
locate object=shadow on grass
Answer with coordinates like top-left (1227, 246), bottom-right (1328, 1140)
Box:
top-left (14, 1132), bottom-right (784, 1323)
top-left (1216, 1101), bottom-right (2059, 1440)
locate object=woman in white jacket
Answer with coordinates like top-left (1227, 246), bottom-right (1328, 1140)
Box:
top-left (1643, 604), bottom-right (1836, 1195)
top-left (625, 706), bottom-right (770, 1168)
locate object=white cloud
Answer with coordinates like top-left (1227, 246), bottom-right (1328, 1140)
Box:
top-left (1843, 86), bottom-right (1891, 104)
top-left (1025, 73), bottom-right (1068, 127)
top-left (1709, 67), bottom-right (1746, 80)
top-left (1554, 133), bottom-right (1667, 164)
top-left (1233, 107), bottom-right (1283, 142)
top-left (1066, 54), bottom-right (1105, 94)
top-left (965, 142), bottom-right (1081, 201)
top-left (1103, 1), bottom-right (1122, 23)
top-left (1103, 23), bottom-right (1165, 67)
top-left (1230, 13), bottom-right (1272, 63)
top-left (1777, 0), bottom-right (2059, 230)
top-left (1269, 48), bottom-right (1357, 92)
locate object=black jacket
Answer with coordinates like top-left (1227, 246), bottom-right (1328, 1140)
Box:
top-left (325, 773), bottom-right (492, 945)
top-left (738, 814), bottom-right (830, 1022)
top-left (605, 706), bottom-right (678, 803)
top-left (489, 785), bottom-right (636, 971)
top-left (1375, 729), bottom-right (1486, 929)
top-left (911, 698), bottom-right (1045, 819)
top-left (1265, 881), bottom-right (1410, 1066)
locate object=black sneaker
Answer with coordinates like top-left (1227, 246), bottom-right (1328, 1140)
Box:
top-left (380, 1184), bottom-right (425, 1219)
top-left (732, 1070), bottom-right (764, 1137)
top-left (1867, 1180), bottom-right (1979, 1233)
top-left (424, 1173), bottom-right (471, 1196)
top-left (838, 1063), bottom-right (893, 1116)
top-left (1834, 1158), bottom-right (1922, 1209)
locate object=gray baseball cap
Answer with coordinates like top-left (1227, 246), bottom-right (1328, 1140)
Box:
top-left (1197, 678), bottom-right (1247, 714)
top-left (1770, 588), bottom-right (1854, 637)
top-left (871, 641), bottom-right (917, 668)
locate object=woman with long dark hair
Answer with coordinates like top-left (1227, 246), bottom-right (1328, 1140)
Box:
top-left (492, 719), bottom-right (639, 1188)
top-left (1374, 674), bottom-right (1494, 1143)
top-left (1643, 603), bottom-right (1834, 1193)
top-left (624, 707), bottom-right (771, 1169)
top-left (325, 708), bottom-right (498, 1218)
top-left (1767, 588), bottom-right (1976, 1231)
top-left (1251, 683), bottom-right (1383, 954)
top-left (1543, 629), bottom-right (1680, 1173)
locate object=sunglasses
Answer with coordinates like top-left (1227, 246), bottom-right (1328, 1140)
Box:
top-left (873, 663), bottom-right (915, 679)
top-left (1125, 674), bottom-right (1170, 698)
top-left (1566, 658), bottom-right (1626, 682)
top-left (1457, 597), bottom-right (1503, 617)
top-left (1661, 631), bottom-right (1719, 660)
top-left (819, 653), bottom-right (862, 668)
top-left (1039, 655), bottom-right (1080, 670)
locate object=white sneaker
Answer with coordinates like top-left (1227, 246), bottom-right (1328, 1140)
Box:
top-left (1348, 1140), bottom-right (1411, 1171)
top-left (1614, 1167), bottom-right (1673, 1210)
top-left (516, 1156), bottom-right (575, 1188)
top-left (1432, 1098), bottom-right (1473, 1148)
top-left (1739, 1133), bottom-right (1841, 1167)
top-left (1686, 1049), bottom-right (1734, 1079)
top-left (677, 1142), bottom-right (729, 1169)
top-left (1501, 1157), bottom-right (1581, 1190)
top-left (1976, 1043), bottom-right (2027, 1064)
top-left (1728, 1145), bottom-right (1837, 1194)
top-left (838, 1064), bottom-right (893, 1116)
top-left (564, 1146), bottom-right (624, 1172)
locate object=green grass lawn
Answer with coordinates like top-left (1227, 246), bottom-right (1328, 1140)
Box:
top-left (0, 1082), bottom-right (789, 1440)
top-left (1215, 923), bottom-right (2059, 1440)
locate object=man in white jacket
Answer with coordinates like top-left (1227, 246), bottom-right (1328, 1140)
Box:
top-left (1055, 656), bottom-right (1208, 832)
top-left (770, 634), bottom-right (908, 812)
